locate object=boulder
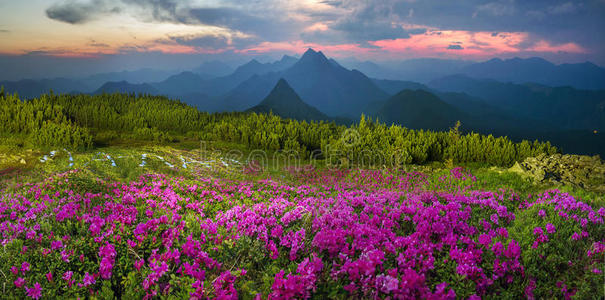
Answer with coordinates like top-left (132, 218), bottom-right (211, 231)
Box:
top-left (509, 154), bottom-right (605, 191)
top-left (509, 162), bottom-right (526, 174)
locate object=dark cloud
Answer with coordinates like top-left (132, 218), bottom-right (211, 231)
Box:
top-left (170, 34), bottom-right (229, 49)
top-left (42, 0), bottom-right (604, 62)
top-left (188, 8), bottom-right (256, 29)
top-left (332, 19), bottom-right (410, 41)
top-left (45, 0), bottom-right (186, 24)
top-left (167, 34), bottom-right (260, 50)
top-left (301, 23), bottom-right (410, 45)
top-left (46, 0), bottom-right (121, 24)
top-left (45, 0), bottom-right (300, 42)
top-left (473, 1), bottom-right (515, 17)
top-left (320, 0), bottom-right (344, 7)
top-left (0, 29), bottom-right (9, 33)
top-left (187, 7), bottom-right (299, 42)
top-left (311, 0), bottom-right (602, 60)
top-left (447, 44), bottom-right (464, 50)
top-left (301, 0), bottom-right (417, 44)
top-left (121, 0), bottom-right (183, 23)
top-left (394, 0), bottom-right (605, 48)
top-left (547, 2), bottom-right (577, 15)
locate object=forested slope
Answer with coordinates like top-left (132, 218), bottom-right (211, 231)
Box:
top-left (0, 89), bottom-right (557, 166)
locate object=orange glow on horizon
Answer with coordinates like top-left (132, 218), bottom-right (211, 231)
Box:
top-left (237, 40), bottom-right (372, 57)
top-left (0, 26), bottom-right (589, 60)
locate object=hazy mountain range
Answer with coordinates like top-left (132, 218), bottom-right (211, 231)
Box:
top-left (218, 49), bottom-right (388, 117)
top-left (1, 48), bottom-right (604, 156)
top-left (345, 57), bottom-right (605, 90)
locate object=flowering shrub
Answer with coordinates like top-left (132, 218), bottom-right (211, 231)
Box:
top-left (0, 168), bottom-right (603, 299)
top-left (511, 190), bottom-right (605, 299)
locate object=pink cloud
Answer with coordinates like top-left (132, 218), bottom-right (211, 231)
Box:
top-left (368, 30), bottom-right (586, 59)
top-left (369, 30), bottom-right (530, 59)
top-left (526, 40), bottom-right (586, 53)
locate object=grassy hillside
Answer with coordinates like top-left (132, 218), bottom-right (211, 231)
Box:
top-left (0, 143), bottom-right (603, 299)
top-left (0, 89), bottom-right (602, 299)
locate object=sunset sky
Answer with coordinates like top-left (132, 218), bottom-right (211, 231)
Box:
top-left (1, 0), bottom-right (604, 78)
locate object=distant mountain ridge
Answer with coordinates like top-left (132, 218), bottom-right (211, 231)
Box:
top-left (0, 78), bottom-right (93, 98)
top-left (192, 55), bottom-right (299, 99)
top-left (192, 61), bottom-right (234, 78)
top-left (81, 68), bottom-right (176, 89)
top-left (461, 57), bottom-right (605, 90)
top-left (428, 74), bottom-right (605, 130)
top-left (371, 79), bottom-right (428, 95)
top-left (94, 81), bottom-right (160, 95)
top-left (152, 72), bottom-right (206, 95)
top-left (345, 56), bottom-right (605, 90)
top-left (344, 58), bottom-right (473, 83)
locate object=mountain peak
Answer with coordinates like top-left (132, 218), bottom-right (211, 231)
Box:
top-left (303, 48), bottom-right (317, 55)
top-left (263, 78), bottom-right (299, 104)
top-left (280, 54), bottom-right (296, 62)
top-left (233, 59), bottom-right (267, 75)
top-left (236, 59), bottom-right (262, 70)
top-left (486, 58), bottom-right (503, 63)
top-left (272, 55), bottom-right (298, 69)
top-left (299, 48), bottom-right (328, 64)
top-left (275, 78), bottom-right (290, 89)
top-left (300, 48), bottom-right (327, 60)
top-left (248, 59), bottom-right (262, 65)
top-left (246, 78), bottom-right (329, 121)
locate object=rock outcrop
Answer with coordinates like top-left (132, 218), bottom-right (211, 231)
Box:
top-left (509, 154), bottom-right (605, 191)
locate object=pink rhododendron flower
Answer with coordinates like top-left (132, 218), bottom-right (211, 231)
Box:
top-left (98, 243), bottom-right (116, 279)
top-left (21, 262), bottom-right (30, 274)
top-left (25, 282), bottom-right (42, 299)
top-left (14, 277), bottom-right (26, 288)
top-left (546, 223), bottom-right (556, 234)
top-left (79, 272), bottom-right (96, 287)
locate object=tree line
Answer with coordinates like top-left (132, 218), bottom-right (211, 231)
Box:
top-left (0, 89), bottom-right (557, 166)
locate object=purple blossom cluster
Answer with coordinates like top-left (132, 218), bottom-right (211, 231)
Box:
top-left (0, 167), bottom-right (603, 299)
